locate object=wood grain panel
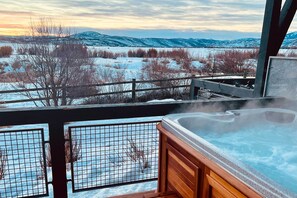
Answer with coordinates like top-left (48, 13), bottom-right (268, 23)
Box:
top-left (209, 171), bottom-right (247, 198)
top-left (168, 150), bottom-right (195, 176)
top-left (168, 167), bottom-right (194, 198)
top-left (206, 171), bottom-right (247, 198)
top-left (166, 145), bottom-right (200, 198)
top-left (168, 158), bottom-right (195, 189)
top-left (212, 188), bottom-right (225, 198)
top-left (207, 174), bottom-right (237, 198)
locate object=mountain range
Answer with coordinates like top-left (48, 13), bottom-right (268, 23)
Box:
top-left (70, 31), bottom-right (297, 48)
top-left (2, 31), bottom-right (297, 48)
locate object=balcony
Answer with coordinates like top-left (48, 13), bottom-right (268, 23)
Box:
top-left (0, 97), bottom-right (289, 198)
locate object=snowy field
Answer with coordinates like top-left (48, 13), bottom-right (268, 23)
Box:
top-left (0, 44), bottom-right (269, 108)
top-left (1, 44), bottom-right (297, 197)
top-left (0, 44), bottom-right (215, 108)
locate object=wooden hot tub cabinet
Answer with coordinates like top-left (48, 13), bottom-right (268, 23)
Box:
top-left (157, 124), bottom-right (262, 198)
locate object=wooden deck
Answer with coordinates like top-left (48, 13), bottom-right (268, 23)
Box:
top-left (109, 190), bottom-right (179, 198)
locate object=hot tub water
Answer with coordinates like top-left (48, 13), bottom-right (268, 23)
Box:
top-left (197, 123), bottom-right (297, 194)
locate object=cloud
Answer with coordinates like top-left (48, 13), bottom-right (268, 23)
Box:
top-left (0, 0), bottom-right (296, 37)
top-left (0, 10), bottom-right (35, 16)
top-left (36, 0), bottom-right (265, 22)
top-left (0, 24), bottom-right (25, 29)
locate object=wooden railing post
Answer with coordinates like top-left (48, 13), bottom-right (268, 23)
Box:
top-left (132, 79), bottom-right (136, 102)
top-left (48, 120), bottom-right (68, 198)
top-left (61, 85), bottom-right (67, 106)
top-left (190, 79), bottom-right (198, 100)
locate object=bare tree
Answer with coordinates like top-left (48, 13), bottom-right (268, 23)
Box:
top-left (13, 18), bottom-right (98, 106)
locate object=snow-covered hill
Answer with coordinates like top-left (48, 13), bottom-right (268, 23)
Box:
top-left (70, 31), bottom-right (261, 48)
top-left (71, 31), bottom-right (297, 48)
top-left (2, 31), bottom-right (297, 48)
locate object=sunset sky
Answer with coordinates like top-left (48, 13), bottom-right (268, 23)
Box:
top-left (0, 0), bottom-right (296, 39)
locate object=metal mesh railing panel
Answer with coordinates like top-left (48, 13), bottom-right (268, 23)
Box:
top-left (69, 121), bottom-right (159, 192)
top-left (0, 129), bottom-right (48, 198)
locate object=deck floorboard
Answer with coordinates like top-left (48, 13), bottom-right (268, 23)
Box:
top-left (109, 190), bottom-right (179, 198)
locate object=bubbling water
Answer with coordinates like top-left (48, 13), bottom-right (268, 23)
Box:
top-left (197, 123), bottom-right (297, 194)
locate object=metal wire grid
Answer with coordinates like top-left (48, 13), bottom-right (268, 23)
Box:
top-left (69, 121), bottom-right (160, 192)
top-left (0, 129), bottom-right (48, 198)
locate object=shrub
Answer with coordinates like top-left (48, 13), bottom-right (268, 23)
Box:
top-left (213, 50), bottom-right (253, 74)
top-left (147, 48), bottom-right (158, 58)
top-left (125, 139), bottom-right (149, 173)
top-left (0, 148), bottom-right (7, 180)
top-left (64, 131), bottom-right (82, 164)
top-left (199, 54), bottom-right (218, 75)
top-left (0, 63), bottom-right (5, 75)
top-left (0, 46), bottom-right (13, 57)
top-left (45, 130), bottom-right (81, 168)
top-left (141, 58), bottom-right (178, 81)
top-left (128, 48), bottom-right (146, 57)
top-left (17, 46), bottom-right (39, 55)
top-left (286, 51), bottom-right (297, 57)
top-left (169, 48), bottom-right (189, 61)
top-left (137, 89), bottom-right (190, 102)
top-left (248, 48), bottom-right (259, 59)
top-left (17, 47), bottom-right (27, 55)
top-left (90, 50), bottom-right (125, 59)
top-left (141, 58), bottom-right (191, 96)
top-left (52, 44), bottom-right (88, 58)
top-left (83, 95), bottom-right (132, 105)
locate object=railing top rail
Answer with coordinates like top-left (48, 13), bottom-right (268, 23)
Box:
top-left (68, 120), bottom-right (160, 130)
top-left (0, 81), bottom-right (134, 94)
top-left (137, 76), bottom-right (194, 84)
top-left (0, 98), bottom-right (284, 126)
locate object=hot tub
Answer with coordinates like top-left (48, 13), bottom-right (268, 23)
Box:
top-left (161, 108), bottom-right (297, 198)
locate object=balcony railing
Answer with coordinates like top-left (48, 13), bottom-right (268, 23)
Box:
top-left (0, 98), bottom-right (285, 197)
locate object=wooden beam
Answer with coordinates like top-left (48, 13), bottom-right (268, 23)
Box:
top-left (191, 79), bottom-right (254, 98)
top-left (254, 0), bottom-right (282, 97)
top-left (254, 0), bottom-right (297, 97)
top-left (278, 0), bottom-right (297, 47)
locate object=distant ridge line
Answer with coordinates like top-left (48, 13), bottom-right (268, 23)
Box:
top-left (70, 31), bottom-right (297, 48)
top-left (1, 31), bottom-right (297, 48)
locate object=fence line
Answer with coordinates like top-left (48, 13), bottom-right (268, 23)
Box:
top-left (0, 74), bottom-right (254, 105)
top-left (0, 77), bottom-right (194, 105)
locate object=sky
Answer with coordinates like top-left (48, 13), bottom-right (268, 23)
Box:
top-left (0, 0), bottom-right (296, 40)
